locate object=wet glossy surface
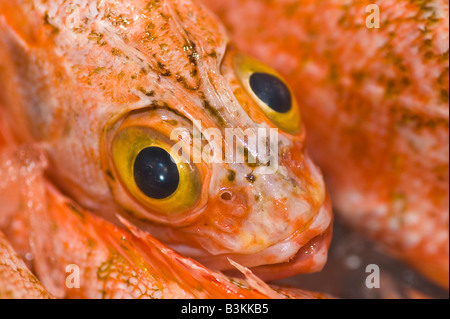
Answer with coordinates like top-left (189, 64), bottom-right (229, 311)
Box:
top-left (134, 147), bottom-right (179, 200)
top-left (249, 72), bottom-right (292, 113)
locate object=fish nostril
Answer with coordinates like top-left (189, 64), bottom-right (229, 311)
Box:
top-left (220, 191), bottom-right (233, 201)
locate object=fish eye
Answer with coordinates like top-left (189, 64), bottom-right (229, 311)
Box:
top-left (133, 147), bottom-right (180, 200)
top-left (249, 72), bottom-right (292, 114)
top-left (110, 125), bottom-right (201, 217)
top-left (233, 54), bottom-right (301, 134)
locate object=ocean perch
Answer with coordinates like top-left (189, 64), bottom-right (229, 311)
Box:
top-left (201, 0), bottom-right (449, 288)
top-left (0, 144), bottom-right (327, 299)
top-left (0, 0), bottom-right (332, 297)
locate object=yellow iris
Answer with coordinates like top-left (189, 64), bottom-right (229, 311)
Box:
top-left (234, 53), bottom-right (302, 135)
top-left (111, 126), bottom-right (201, 216)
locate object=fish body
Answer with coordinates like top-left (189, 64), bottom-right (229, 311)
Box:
top-left (201, 0), bottom-right (449, 288)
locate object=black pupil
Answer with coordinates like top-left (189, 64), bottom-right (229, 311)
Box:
top-left (133, 147), bottom-right (180, 200)
top-left (249, 72), bottom-right (292, 113)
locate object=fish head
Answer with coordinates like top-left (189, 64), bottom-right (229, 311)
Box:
top-left (0, 0), bottom-right (332, 280)
top-left (95, 0), bottom-right (333, 279)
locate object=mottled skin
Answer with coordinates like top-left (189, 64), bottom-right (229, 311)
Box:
top-left (0, 0), bottom-right (332, 296)
top-left (0, 142), bottom-right (326, 299)
top-left (201, 0), bottom-right (449, 288)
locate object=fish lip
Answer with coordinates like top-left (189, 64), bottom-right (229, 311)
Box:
top-left (178, 196), bottom-right (333, 280)
top-left (231, 224), bottom-right (333, 281)
top-left (194, 225), bottom-right (332, 281)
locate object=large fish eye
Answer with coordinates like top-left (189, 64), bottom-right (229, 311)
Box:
top-left (234, 54), bottom-right (301, 134)
top-left (133, 147), bottom-right (180, 200)
top-left (249, 72), bottom-right (292, 114)
top-left (110, 126), bottom-right (201, 216)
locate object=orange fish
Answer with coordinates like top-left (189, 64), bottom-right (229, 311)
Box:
top-left (201, 0), bottom-right (449, 288)
top-left (0, 0), bottom-right (333, 296)
top-left (0, 144), bottom-right (325, 298)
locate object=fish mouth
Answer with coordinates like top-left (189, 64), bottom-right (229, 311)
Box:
top-left (172, 197), bottom-right (333, 281)
top-left (226, 224), bottom-right (333, 281)
top-left (190, 228), bottom-right (333, 282)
